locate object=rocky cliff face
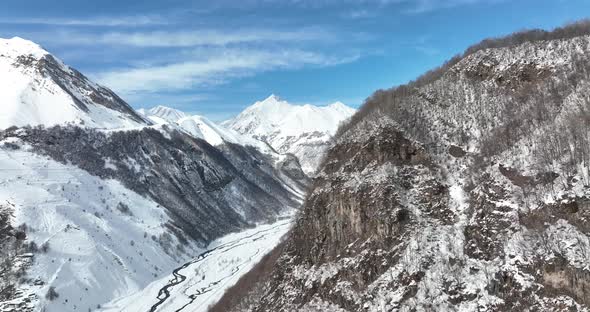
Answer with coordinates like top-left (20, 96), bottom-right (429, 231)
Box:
top-left (216, 22), bottom-right (590, 311)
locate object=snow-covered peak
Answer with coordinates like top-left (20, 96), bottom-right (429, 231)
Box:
top-left (141, 105), bottom-right (188, 123)
top-left (178, 115), bottom-right (240, 146)
top-left (159, 114), bottom-right (274, 155)
top-left (226, 95), bottom-right (356, 138)
top-left (223, 95), bottom-right (356, 174)
top-left (0, 36), bottom-right (48, 60)
top-left (328, 101), bottom-right (356, 114)
top-left (138, 107), bottom-right (266, 152)
top-left (0, 37), bottom-right (147, 130)
top-left (263, 93), bottom-right (281, 102)
top-left (247, 94), bottom-right (292, 114)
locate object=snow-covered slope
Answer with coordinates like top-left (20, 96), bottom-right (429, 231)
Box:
top-left (0, 37), bottom-right (148, 130)
top-left (140, 107), bottom-right (282, 163)
top-left (138, 106), bottom-right (188, 123)
top-left (100, 218), bottom-right (292, 312)
top-left (223, 95), bottom-right (356, 175)
top-left (0, 127), bottom-right (306, 312)
top-left (0, 140), bottom-right (199, 312)
top-left (178, 115), bottom-right (249, 147)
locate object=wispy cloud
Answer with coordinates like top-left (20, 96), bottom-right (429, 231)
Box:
top-left (222, 0), bottom-right (497, 14)
top-left (95, 48), bottom-right (359, 96)
top-left (403, 0), bottom-right (495, 13)
top-left (0, 15), bottom-right (167, 27)
top-left (340, 9), bottom-right (378, 19)
top-left (133, 93), bottom-right (214, 109)
top-left (48, 28), bottom-right (335, 47)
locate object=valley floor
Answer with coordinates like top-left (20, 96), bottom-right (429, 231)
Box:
top-left (100, 218), bottom-right (293, 312)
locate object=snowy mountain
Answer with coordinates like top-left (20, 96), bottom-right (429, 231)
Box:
top-left (0, 37), bottom-right (148, 130)
top-left (223, 95), bottom-right (356, 175)
top-left (0, 38), bottom-right (307, 312)
top-left (139, 106), bottom-right (287, 164)
top-left (212, 22), bottom-right (590, 311)
top-left (138, 106), bottom-right (188, 123)
top-left (178, 115), bottom-right (243, 146)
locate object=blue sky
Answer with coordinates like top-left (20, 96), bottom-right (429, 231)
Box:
top-left (1, 0), bottom-right (589, 120)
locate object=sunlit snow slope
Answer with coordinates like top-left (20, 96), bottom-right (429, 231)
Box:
top-left (0, 139), bottom-right (199, 312)
top-left (100, 219), bottom-right (292, 312)
top-left (138, 106), bottom-right (188, 123)
top-left (223, 95), bottom-right (356, 175)
top-left (140, 107), bottom-right (280, 159)
top-left (0, 37), bottom-right (148, 130)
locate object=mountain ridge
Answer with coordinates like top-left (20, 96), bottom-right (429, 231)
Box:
top-left (211, 21), bottom-right (590, 312)
top-left (223, 95), bottom-right (356, 175)
top-left (0, 36), bottom-right (149, 131)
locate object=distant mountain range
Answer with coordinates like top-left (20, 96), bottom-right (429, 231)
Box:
top-left (139, 94), bottom-right (357, 175)
top-left (223, 94), bottom-right (356, 175)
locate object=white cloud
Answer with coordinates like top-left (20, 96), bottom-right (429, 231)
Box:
top-left (0, 15), bottom-right (167, 27)
top-left (95, 48), bottom-right (359, 96)
top-left (133, 93), bottom-right (213, 109)
top-left (340, 9), bottom-right (378, 19)
top-left (227, 0), bottom-right (497, 13)
top-left (403, 0), bottom-right (493, 13)
top-left (56, 28), bottom-right (333, 47)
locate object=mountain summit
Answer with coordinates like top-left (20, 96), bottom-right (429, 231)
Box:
top-left (223, 95), bottom-right (356, 174)
top-left (0, 37), bottom-right (147, 130)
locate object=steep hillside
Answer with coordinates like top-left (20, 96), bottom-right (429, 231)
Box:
top-left (223, 95), bottom-right (356, 175)
top-left (0, 125), bottom-right (306, 312)
top-left (215, 21), bottom-right (590, 311)
top-left (0, 37), bottom-right (148, 130)
top-left (0, 143), bottom-right (201, 312)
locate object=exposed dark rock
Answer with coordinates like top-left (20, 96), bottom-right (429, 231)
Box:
top-left (0, 125), bottom-right (304, 245)
top-left (449, 145), bottom-right (467, 158)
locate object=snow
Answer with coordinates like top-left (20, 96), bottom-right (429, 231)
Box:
top-left (546, 219), bottom-right (590, 270)
top-left (0, 37), bottom-right (306, 312)
top-left (140, 106), bottom-right (280, 157)
top-left (226, 94), bottom-right (355, 138)
top-left (223, 94), bottom-right (356, 174)
top-left (139, 106), bottom-right (188, 123)
top-left (137, 98), bottom-right (355, 175)
top-left (178, 115), bottom-right (242, 146)
top-left (0, 36), bottom-right (146, 131)
top-left (100, 218), bottom-right (293, 312)
top-left (0, 142), bottom-right (199, 312)
top-left (0, 37), bottom-right (48, 59)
